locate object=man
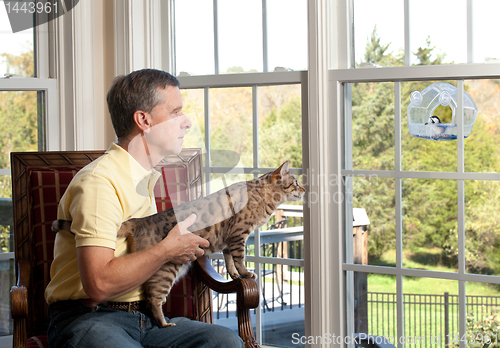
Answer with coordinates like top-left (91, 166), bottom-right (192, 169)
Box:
top-left (45, 69), bottom-right (244, 347)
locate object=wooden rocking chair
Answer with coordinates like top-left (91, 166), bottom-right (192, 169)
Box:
top-left (9, 149), bottom-right (260, 348)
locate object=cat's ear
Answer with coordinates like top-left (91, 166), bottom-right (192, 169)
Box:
top-left (271, 161), bottom-right (289, 184)
top-left (279, 161), bottom-right (289, 175)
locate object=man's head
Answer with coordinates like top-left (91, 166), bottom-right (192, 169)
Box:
top-left (107, 69), bottom-right (181, 141)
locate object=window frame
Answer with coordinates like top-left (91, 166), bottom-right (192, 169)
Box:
top-left (337, 61), bottom-right (500, 348)
top-left (167, 1), bottom-right (309, 344)
top-left (178, 64), bottom-right (308, 348)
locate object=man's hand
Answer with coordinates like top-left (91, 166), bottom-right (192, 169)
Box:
top-left (162, 214), bottom-right (210, 264)
top-left (78, 214), bottom-right (210, 303)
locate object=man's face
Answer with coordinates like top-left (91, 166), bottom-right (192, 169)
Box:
top-left (145, 85), bottom-right (192, 157)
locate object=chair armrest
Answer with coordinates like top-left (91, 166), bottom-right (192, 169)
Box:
top-left (194, 256), bottom-right (260, 348)
top-left (11, 260), bottom-right (30, 318)
top-left (11, 260), bottom-right (31, 348)
top-left (194, 256), bottom-right (259, 308)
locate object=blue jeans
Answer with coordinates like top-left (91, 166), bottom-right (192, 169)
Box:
top-left (47, 303), bottom-right (244, 348)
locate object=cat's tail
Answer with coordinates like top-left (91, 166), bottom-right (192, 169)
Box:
top-left (51, 219), bottom-right (72, 234)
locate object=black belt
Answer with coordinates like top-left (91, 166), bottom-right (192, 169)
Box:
top-left (48, 299), bottom-right (147, 319)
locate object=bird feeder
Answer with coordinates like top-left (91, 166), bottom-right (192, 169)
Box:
top-left (407, 82), bottom-right (478, 141)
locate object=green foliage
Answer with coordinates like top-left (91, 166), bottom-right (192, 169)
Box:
top-left (414, 36), bottom-right (448, 65)
top-left (449, 308), bottom-right (500, 348)
top-left (259, 96), bottom-right (302, 169)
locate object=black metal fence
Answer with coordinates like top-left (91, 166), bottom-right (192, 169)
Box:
top-left (365, 291), bottom-right (500, 346)
top-left (212, 206), bottom-right (305, 319)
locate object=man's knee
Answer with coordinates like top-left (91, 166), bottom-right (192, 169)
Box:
top-left (209, 324), bottom-right (244, 348)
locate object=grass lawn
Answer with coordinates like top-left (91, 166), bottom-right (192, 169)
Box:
top-left (360, 248), bottom-right (500, 347)
top-left (367, 248), bottom-right (500, 296)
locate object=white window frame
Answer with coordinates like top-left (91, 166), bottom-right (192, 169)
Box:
top-left (170, 0), bottom-right (310, 342)
top-left (179, 71), bottom-right (308, 345)
top-left (337, 63), bottom-right (500, 348)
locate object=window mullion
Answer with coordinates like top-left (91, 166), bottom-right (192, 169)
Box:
top-left (457, 80), bottom-right (466, 347)
top-left (404, 0), bottom-right (410, 66)
top-left (467, 0), bottom-right (473, 64)
top-left (213, 0), bottom-right (220, 75)
top-left (204, 87), bottom-right (211, 195)
top-left (262, 0), bottom-right (268, 73)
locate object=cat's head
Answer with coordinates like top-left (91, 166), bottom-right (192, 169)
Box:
top-left (269, 161), bottom-right (305, 203)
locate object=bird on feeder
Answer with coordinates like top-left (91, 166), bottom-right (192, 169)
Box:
top-left (425, 115), bottom-right (445, 135)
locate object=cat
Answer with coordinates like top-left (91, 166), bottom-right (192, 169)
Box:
top-left (52, 161), bottom-right (305, 328)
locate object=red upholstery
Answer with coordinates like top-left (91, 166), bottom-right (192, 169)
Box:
top-left (25, 161), bottom-right (201, 346)
top-left (31, 169), bottom-right (78, 334)
top-left (26, 335), bottom-right (48, 348)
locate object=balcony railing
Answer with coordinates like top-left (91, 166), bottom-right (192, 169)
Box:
top-left (363, 291), bottom-right (500, 347)
top-left (210, 204), bottom-right (305, 346)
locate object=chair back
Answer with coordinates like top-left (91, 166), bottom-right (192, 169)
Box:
top-left (10, 149), bottom-right (211, 339)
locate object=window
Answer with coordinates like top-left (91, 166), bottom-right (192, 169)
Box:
top-left (170, 1), bottom-right (307, 346)
top-left (0, 5), bottom-right (57, 345)
top-left (341, 1), bottom-right (500, 345)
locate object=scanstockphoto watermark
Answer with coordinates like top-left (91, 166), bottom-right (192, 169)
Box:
top-left (291, 333), bottom-right (444, 346)
top-left (2, 0), bottom-right (79, 33)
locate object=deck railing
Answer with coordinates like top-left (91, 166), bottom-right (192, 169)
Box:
top-left (365, 291), bottom-right (500, 347)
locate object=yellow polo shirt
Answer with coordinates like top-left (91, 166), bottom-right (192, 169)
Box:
top-left (45, 143), bottom-right (161, 304)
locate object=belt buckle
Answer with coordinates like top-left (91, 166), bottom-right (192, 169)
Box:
top-left (127, 302), bottom-right (133, 312)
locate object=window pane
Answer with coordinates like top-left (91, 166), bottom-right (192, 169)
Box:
top-left (472, 0), bottom-right (500, 63)
top-left (465, 181), bottom-right (500, 276)
top-left (209, 87), bottom-right (253, 167)
top-left (182, 88), bottom-right (205, 150)
top-left (464, 79), bottom-right (500, 173)
top-left (403, 277), bottom-right (459, 345)
top-left (353, 176), bottom-right (396, 267)
top-left (401, 80), bottom-right (458, 172)
top-left (0, 5), bottom-right (34, 77)
top-left (174, 0), bottom-right (215, 75)
top-left (402, 179), bottom-right (457, 272)
top-left (266, 0), bottom-right (307, 71)
top-left (409, 0), bottom-right (467, 65)
top-left (260, 206), bottom-right (304, 347)
top-left (351, 82), bottom-right (395, 171)
top-left (262, 283), bottom-right (305, 346)
top-left (0, 91), bottom-right (39, 170)
top-left (258, 84), bottom-right (302, 169)
top-left (0, 179), bottom-right (13, 253)
top-left (350, 271), bottom-right (397, 343)
top-left (218, 0), bottom-right (262, 73)
top-left (0, 259), bottom-right (14, 336)
top-left (353, 0), bottom-right (404, 67)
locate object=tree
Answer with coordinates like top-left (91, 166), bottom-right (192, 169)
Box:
top-left (0, 49), bottom-right (37, 252)
top-left (363, 25), bottom-right (391, 65)
top-left (414, 36), bottom-right (447, 65)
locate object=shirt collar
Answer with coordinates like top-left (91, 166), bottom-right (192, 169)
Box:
top-left (106, 143), bottom-right (161, 189)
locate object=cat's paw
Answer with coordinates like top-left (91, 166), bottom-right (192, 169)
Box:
top-left (241, 271), bottom-right (257, 279)
top-left (229, 271), bottom-right (240, 279)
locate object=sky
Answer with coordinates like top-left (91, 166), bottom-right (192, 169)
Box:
top-left (1, 0), bottom-right (500, 76)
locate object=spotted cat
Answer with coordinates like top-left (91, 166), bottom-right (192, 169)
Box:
top-left (52, 161), bottom-right (305, 328)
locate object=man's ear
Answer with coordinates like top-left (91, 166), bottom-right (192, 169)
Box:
top-left (134, 110), bottom-right (152, 133)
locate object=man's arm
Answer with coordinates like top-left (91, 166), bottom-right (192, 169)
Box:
top-left (78, 214), bottom-right (209, 304)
